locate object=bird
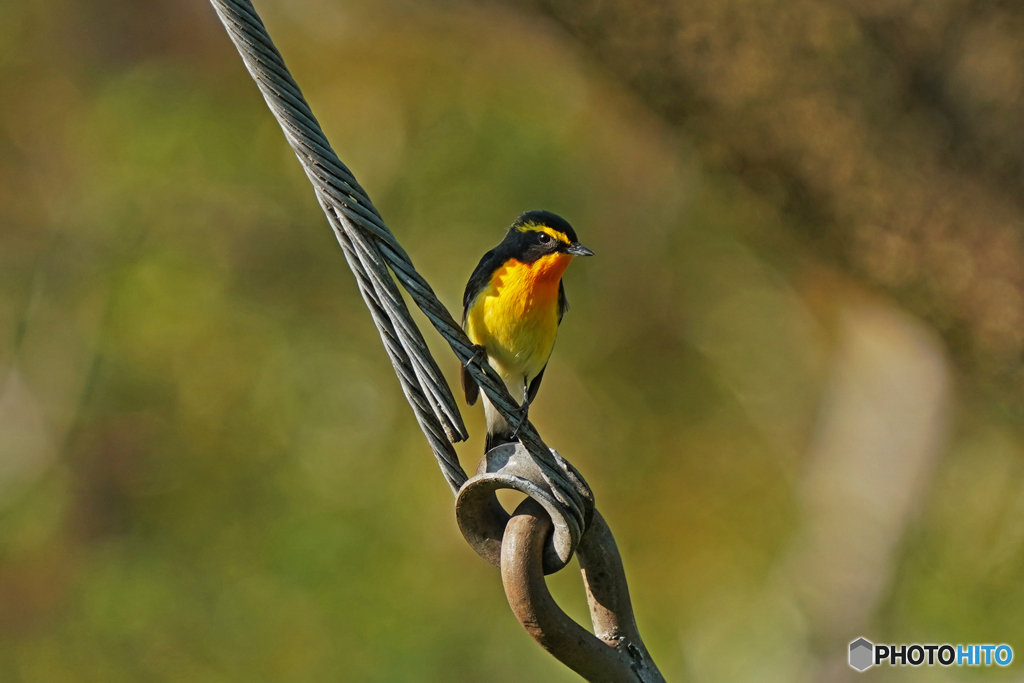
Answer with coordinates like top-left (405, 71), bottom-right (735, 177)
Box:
top-left (461, 210), bottom-right (594, 452)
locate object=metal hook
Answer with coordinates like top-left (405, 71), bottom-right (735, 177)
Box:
top-left (501, 498), bottom-right (666, 683)
top-left (456, 442), bottom-right (592, 574)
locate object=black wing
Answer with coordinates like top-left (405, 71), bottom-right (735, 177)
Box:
top-left (526, 364), bottom-right (546, 404)
top-left (558, 279), bottom-right (569, 324)
top-left (527, 279), bottom-right (570, 404)
top-left (463, 248), bottom-right (501, 325)
top-left (461, 248), bottom-right (504, 406)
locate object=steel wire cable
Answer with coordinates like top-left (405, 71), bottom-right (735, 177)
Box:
top-left (210, 0), bottom-right (591, 530)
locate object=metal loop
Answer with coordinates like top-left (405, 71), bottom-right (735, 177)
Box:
top-left (501, 499), bottom-right (666, 683)
top-left (456, 442), bottom-right (584, 574)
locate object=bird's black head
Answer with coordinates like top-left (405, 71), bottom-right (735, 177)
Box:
top-left (498, 210), bottom-right (594, 263)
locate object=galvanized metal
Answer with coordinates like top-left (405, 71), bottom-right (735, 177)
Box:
top-left (456, 442), bottom-right (593, 573)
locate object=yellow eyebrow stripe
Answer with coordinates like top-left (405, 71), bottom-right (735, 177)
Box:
top-left (517, 223), bottom-right (571, 245)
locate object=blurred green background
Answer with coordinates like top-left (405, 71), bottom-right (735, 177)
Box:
top-left (2, 0), bottom-right (1024, 680)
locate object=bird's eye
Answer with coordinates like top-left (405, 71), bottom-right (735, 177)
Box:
top-left (538, 233), bottom-right (551, 244)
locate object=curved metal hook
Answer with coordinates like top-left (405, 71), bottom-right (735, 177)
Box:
top-left (501, 498), bottom-right (666, 683)
top-left (456, 442), bottom-right (592, 574)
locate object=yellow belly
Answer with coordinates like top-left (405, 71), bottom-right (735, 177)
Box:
top-left (465, 254), bottom-right (569, 389)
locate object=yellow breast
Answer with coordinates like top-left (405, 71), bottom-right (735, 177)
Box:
top-left (466, 253), bottom-right (571, 383)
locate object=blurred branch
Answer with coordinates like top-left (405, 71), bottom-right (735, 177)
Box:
top-left (512, 0), bottom-right (1024, 400)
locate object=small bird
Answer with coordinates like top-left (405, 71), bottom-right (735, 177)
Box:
top-left (461, 210), bottom-right (593, 452)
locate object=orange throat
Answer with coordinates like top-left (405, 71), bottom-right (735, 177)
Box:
top-left (465, 252), bottom-right (573, 380)
top-left (493, 253), bottom-right (571, 310)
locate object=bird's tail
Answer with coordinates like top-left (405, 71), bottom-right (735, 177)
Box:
top-left (485, 429), bottom-right (517, 454)
top-left (482, 392), bottom-right (519, 453)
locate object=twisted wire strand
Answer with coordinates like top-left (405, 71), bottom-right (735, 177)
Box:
top-left (323, 198), bottom-right (466, 493)
top-left (210, 0), bottom-right (590, 529)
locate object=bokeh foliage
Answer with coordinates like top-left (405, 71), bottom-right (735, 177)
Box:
top-left (1, 0), bottom-right (1023, 681)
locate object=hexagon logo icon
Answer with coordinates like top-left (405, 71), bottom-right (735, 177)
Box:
top-left (849, 638), bottom-right (874, 671)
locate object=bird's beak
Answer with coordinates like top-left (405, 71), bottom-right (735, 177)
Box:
top-left (566, 242), bottom-right (595, 257)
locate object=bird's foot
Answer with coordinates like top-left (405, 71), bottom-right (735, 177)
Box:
top-left (510, 377), bottom-right (531, 438)
top-left (510, 402), bottom-right (530, 439)
top-left (467, 344), bottom-right (488, 368)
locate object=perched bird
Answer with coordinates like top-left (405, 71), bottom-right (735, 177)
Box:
top-left (461, 210), bottom-right (593, 452)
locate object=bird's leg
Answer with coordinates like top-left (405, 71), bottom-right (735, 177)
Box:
top-left (467, 344), bottom-right (488, 368)
top-left (510, 376), bottom-right (531, 438)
